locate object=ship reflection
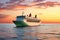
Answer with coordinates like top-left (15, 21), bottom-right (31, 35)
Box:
top-left (14, 25), bottom-right (60, 40)
top-left (0, 24), bottom-right (60, 40)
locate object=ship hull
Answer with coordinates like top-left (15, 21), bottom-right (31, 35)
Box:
top-left (13, 20), bottom-right (41, 27)
top-left (13, 21), bottom-right (28, 27)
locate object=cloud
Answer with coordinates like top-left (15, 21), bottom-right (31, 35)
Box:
top-left (0, 0), bottom-right (31, 10)
top-left (0, 14), bottom-right (9, 18)
top-left (0, 0), bottom-right (60, 10)
top-left (0, 0), bottom-right (10, 3)
top-left (34, 0), bottom-right (44, 2)
top-left (0, 14), bottom-right (13, 23)
top-left (35, 2), bottom-right (56, 6)
top-left (45, 0), bottom-right (60, 2)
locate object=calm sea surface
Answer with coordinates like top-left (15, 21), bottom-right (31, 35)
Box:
top-left (0, 23), bottom-right (60, 40)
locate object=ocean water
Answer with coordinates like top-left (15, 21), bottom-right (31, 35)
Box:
top-left (0, 23), bottom-right (60, 40)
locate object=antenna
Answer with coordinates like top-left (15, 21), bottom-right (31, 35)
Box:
top-left (22, 12), bottom-right (24, 16)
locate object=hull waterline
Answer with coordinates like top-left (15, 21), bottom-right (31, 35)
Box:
top-left (13, 21), bottom-right (28, 27)
top-left (13, 20), bottom-right (41, 27)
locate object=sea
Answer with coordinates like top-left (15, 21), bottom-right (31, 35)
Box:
top-left (0, 23), bottom-right (60, 40)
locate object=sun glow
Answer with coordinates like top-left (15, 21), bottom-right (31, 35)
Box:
top-left (24, 6), bottom-right (60, 23)
top-left (0, 6), bottom-right (60, 23)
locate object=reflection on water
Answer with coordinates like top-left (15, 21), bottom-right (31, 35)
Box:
top-left (0, 24), bottom-right (60, 40)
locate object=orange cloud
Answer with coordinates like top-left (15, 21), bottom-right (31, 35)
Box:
top-left (0, 14), bottom-right (15, 23)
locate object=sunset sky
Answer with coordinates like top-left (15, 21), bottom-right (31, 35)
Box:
top-left (0, 0), bottom-right (60, 23)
